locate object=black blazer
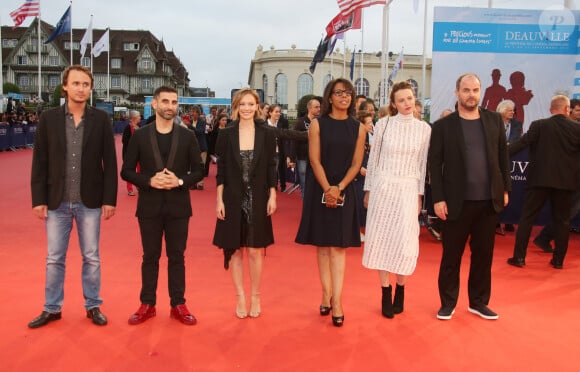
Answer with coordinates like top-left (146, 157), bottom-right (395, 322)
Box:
top-left (213, 120), bottom-right (277, 250)
top-left (509, 114), bottom-right (580, 191)
top-left (120, 123), bottom-right (203, 218)
top-left (31, 105), bottom-right (118, 209)
top-left (428, 108), bottom-right (511, 221)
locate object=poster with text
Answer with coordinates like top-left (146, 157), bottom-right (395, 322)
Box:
top-left (431, 6), bottom-right (579, 130)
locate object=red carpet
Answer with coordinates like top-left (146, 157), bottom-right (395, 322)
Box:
top-left (1, 136), bottom-right (579, 371)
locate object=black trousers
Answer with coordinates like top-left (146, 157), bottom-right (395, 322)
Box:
top-left (439, 200), bottom-right (498, 309)
top-left (277, 151), bottom-right (286, 190)
top-left (536, 189), bottom-right (580, 241)
top-left (138, 216), bottom-right (189, 307)
top-left (513, 187), bottom-right (572, 264)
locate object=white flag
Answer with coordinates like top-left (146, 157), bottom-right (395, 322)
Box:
top-left (388, 48), bottom-right (404, 83)
top-left (80, 17), bottom-right (93, 58)
top-left (92, 28), bottom-right (109, 58)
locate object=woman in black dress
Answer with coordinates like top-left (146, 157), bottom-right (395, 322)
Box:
top-left (213, 88), bottom-right (277, 319)
top-left (295, 78), bottom-right (366, 327)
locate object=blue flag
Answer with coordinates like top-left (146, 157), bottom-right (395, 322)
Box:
top-left (44, 6), bottom-right (71, 44)
top-left (309, 37), bottom-right (330, 74)
top-left (349, 50), bottom-right (355, 80)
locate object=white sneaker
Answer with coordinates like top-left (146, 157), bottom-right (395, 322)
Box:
top-left (360, 232), bottom-right (365, 242)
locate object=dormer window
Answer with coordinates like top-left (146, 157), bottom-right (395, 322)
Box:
top-left (124, 43), bottom-right (140, 51)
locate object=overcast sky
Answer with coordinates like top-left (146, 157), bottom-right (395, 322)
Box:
top-left (4, 0), bottom-right (579, 97)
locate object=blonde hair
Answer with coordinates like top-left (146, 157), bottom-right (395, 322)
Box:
top-left (231, 88), bottom-right (261, 121)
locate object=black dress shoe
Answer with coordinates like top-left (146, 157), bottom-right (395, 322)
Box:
top-left (507, 257), bottom-right (526, 268)
top-left (28, 311), bottom-right (62, 328)
top-left (86, 307), bottom-right (108, 326)
top-left (549, 259), bottom-right (563, 269)
top-left (533, 238), bottom-right (554, 253)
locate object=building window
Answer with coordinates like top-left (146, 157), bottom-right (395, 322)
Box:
top-left (49, 56), bottom-right (59, 66)
top-left (49, 76), bottom-right (60, 88)
top-left (17, 55), bottom-right (28, 65)
top-left (64, 41), bottom-right (80, 50)
top-left (275, 73), bottom-right (288, 109)
top-left (18, 75), bottom-right (30, 87)
top-left (111, 58), bottom-right (122, 69)
top-left (322, 74), bottom-right (333, 90)
top-left (124, 43), bottom-right (140, 51)
top-left (355, 78), bottom-right (370, 97)
top-left (142, 58), bottom-right (153, 71)
top-left (2, 39), bottom-right (18, 48)
top-left (142, 78), bottom-right (152, 89)
top-left (262, 74), bottom-right (268, 98)
top-left (81, 57), bottom-right (91, 67)
top-left (111, 76), bottom-right (121, 88)
top-left (297, 74), bottom-right (313, 102)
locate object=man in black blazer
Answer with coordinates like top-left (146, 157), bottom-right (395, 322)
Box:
top-left (428, 73), bottom-right (511, 321)
top-left (29, 65), bottom-right (118, 328)
top-left (277, 114), bottom-right (290, 191)
top-left (507, 95), bottom-right (580, 269)
top-left (533, 98), bottom-right (580, 250)
top-left (121, 86), bottom-right (203, 325)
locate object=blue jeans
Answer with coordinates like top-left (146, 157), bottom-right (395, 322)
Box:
top-left (297, 159), bottom-right (307, 199)
top-left (44, 202), bottom-right (103, 312)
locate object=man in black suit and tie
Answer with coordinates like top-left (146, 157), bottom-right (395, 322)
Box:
top-left (29, 65), bottom-right (118, 328)
top-left (429, 73), bottom-right (511, 321)
top-left (121, 86), bottom-right (203, 325)
top-left (507, 95), bottom-right (580, 269)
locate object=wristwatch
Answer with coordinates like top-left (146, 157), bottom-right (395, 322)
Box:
top-left (178, 178), bottom-right (184, 186)
top-left (337, 184), bottom-right (344, 192)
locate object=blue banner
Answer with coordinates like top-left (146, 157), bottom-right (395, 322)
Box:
top-left (0, 124), bottom-right (9, 150)
top-left (9, 124), bottom-right (26, 148)
top-left (433, 22), bottom-right (578, 54)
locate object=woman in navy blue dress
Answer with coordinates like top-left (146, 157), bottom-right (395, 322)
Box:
top-left (295, 78), bottom-right (366, 327)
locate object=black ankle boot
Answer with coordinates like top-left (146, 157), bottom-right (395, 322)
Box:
top-left (393, 284), bottom-right (405, 314)
top-left (381, 286), bottom-right (394, 318)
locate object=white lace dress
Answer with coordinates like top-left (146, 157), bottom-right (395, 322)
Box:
top-left (362, 113), bottom-right (431, 275)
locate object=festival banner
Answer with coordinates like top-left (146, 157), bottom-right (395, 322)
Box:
top-left (431, 6), bottom-right (579, 130)
top-left (431, 6), bottom-right (580, 225)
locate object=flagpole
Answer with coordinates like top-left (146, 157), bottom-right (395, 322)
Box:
top-left (343, 34), bottom-right (347, 78)
top-left (353, 44), bottom-right (356, 83)
top-left (421, 0), bottom-right (428, 104)
top-left (69, 1), bottom-right (73, 65)
top-left (380, 4), bottom-right (388, 106)
top-left (90, 16), bottom-right (93, 105)
top-left (360, 9), bottom-right (365, 96)
top-left (37, 16), bottom-right (41, 101)
top-left (330, 47), bottom-right (334, 79)
top-left (107, 42), bottom-right (110, 101)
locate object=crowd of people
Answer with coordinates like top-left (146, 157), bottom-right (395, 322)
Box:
top-left (24, 65), bottom-right (580, 331)
top-left (0, 97), bottom-right (40, 151)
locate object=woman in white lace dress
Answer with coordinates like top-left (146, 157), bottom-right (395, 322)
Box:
top-left (362, 81), bottom-right (431, 318)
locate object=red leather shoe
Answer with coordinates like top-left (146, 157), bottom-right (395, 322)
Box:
top-left (128, 304), bottom-right (156, 325)
top-left (170, 304), bottom-right (197, 325)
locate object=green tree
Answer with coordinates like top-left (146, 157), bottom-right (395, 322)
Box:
top-left (51, 85), bottom-right (62, 107)
top-left (3, 83), bottom-right (21, 94)
top-left (296, 94), bottom-right (316, 118)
